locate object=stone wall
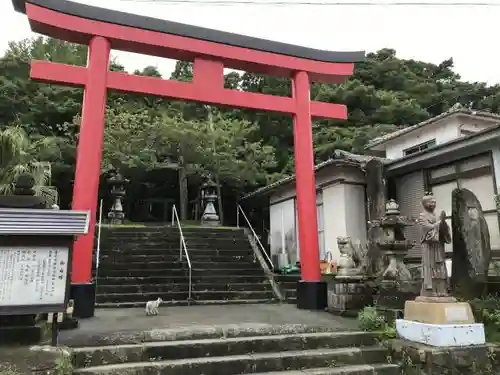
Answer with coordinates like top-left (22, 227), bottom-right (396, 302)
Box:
top-left (0, 346), bottom-right (72, 375)
top-left (388, 340), bottom-right (500, 374)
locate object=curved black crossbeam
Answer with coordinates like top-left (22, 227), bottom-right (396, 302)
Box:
top-left (12, 0), bottom-right (365, 63)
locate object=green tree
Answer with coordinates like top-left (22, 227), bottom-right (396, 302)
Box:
top-left (0, 37), bottom-right (87, 136)
top-left (0, 126), bottom-right (60, 200)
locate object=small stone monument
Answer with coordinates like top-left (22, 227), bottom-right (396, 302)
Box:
top-left (107, 171), bottom-right (129, 225)
top-left (396, 192), bottom-right (486, 347)
top-left (201, 174), bottom-right (220, 226)
top-left (327, 237), bottom-right (373, 316)
top-left (365, 158), bottom-right (387, 277)
top-left (451, 188), bottom-right (492, 299)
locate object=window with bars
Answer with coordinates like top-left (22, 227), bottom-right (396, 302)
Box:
top-left (403, 139), bottom-right (437, 156)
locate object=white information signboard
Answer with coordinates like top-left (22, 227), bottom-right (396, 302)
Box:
top-left (0, 246), bottom-right (69, 307)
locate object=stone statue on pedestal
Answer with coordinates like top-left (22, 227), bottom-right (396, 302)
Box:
top-left (398, 195), bottom-right (485, 348)
top-left (336, 237), bottom-right (368, 277)
top-left (417, 192), bottom-right (451, 298)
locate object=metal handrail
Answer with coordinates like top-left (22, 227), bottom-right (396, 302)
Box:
top-left (237, 204), bottom-right (273, 268)
top-left (95, 199), bottom-right (104, 276)
top-left (171, 204), bottom-right (192, 302)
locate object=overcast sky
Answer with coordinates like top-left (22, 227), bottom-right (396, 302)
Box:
top-left (1, 0), bottom-right (499, 84)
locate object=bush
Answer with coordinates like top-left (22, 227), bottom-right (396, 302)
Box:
top-left (357, 306), bottom-right (397, 343)
top-left (358, 306), bottom-right (386, 332)
top-left (469, 295), bottom-right (500, 343)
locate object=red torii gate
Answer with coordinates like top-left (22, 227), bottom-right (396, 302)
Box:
top-left (12, 0), bottom-right (364, 316)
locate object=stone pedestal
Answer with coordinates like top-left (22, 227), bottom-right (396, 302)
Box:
top-left (397, 297), bottom-right (486, 347)
top-left (375, 280), bottom-right (420, 323)
top-left (327, 276), bottom-right (373, 317)
top-left (201, 200), bottom-right (220, 227)
top-left (405, 296), bottom-right (474, 324)
top-left (0, 315), bottom-right (42, 346)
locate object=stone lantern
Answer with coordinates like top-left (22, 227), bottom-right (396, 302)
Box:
top-left (372, 199), bottom-right (414, 281)
top-left (201, 174), bottom-right (220, 226)
top-left (107, 171), bottom-right (129, 225)
top-left (369, 199), bottom-right (420, 318)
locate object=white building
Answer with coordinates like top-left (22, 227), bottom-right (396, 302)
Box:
top-left (242, 106), bottom-right (500, 269)
top-left (243, 156), bottom-right (369, 267)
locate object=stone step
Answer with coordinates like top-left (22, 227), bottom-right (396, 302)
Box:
top-left (103, 232), bottom-right (245, 240)
top-left (0, 326), bottom-right (43, 346)
top-left (249, 364), bottom-right (400, 375)
top-left (101, 243), bottom-right (253, 252)
top-left (100, 247), bottom-right (254, 255)
top-left (101, 239), bottom-right (251, 246)
top-left (98, 261), bottom-right (261, 271)
top-left (97, 275), bottom-right (267, 285)
top-left (95, 290), bottom-right (275, 303)
top-left (95, 298), bottom-right (277, 308)
top-left (102, 225), bottom-right (244, 235)
top-left (97, 261), bottom-right (187, 271)
top-left (72, 331), bottom-right (378, 367)
top-left (99, 254), bottom-right (256, 263)
top-left (101, 268), bottom-right (264, 278)
top-left (62, 323), bottom-right (347, 347)
top-left (102, 234), bottom-right (244, 239)
top-left (97, 282), bottom-right (270, 294)
top-left (74, 346), bottom-right (388, 375)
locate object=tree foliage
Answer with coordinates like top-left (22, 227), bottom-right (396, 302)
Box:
top-left (0, 126), bottom-right (60, 197)
top-left (3, 37), bottom-right (500, 220)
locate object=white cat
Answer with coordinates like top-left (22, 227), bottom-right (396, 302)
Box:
top-left (145, 297), bottom-right (163, 316)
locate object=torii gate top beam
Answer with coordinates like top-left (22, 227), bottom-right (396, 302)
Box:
top-left (12, 0), bottom-right (364, 84)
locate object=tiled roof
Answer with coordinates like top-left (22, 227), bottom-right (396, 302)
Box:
top-left (365, 106), bottom-right (500, 149)
top-left (240, 150), bottom-right (384, 200)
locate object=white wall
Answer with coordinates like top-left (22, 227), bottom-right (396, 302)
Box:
top-left (323, 183), bottom-right (367, 262)
top-left (269, 164), bottom-right (367, 266)
top-left (323, 183), bottom-right (346, 262)
top-left (385, 118), bottom-right (458, 160)
top-left (383, 115), bottom-right (498, 160)
top-left (269, 198), bottom-right (297, 267)
top-left (345, 184), bottom-right (368, 246)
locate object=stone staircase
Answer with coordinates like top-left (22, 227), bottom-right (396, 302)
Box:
top-left (96, 226), bottom-right (277, 307)
top-left (275, 274), bottom-right (300, 304)
top-left (70, 326), bottom-right (399, 375)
